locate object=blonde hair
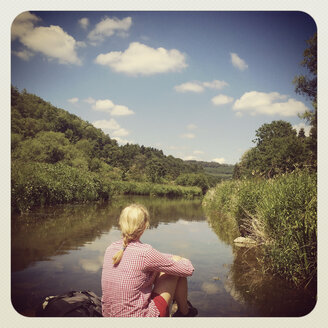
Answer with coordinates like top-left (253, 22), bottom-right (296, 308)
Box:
top-left (112, 204), bottom-right (150, 265)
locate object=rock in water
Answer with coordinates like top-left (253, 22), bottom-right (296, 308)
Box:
top-left (233, 236), bottom-right (256, 247)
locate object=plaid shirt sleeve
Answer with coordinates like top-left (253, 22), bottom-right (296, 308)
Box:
top-left (143, 246), bottom-right (194, 277)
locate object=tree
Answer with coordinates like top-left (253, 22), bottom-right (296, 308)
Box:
top-left (293, 33), bottom-right (317, 169)
top-left (235, 121), bottom-right (308, 179)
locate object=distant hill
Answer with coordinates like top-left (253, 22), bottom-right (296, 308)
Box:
top-left (11, 86), bottom-right (203, 183)
top-left (185, 160), bottom-right (234, 180)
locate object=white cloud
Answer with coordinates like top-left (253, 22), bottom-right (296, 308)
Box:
top-left (92, 99), bottom-right (134, 116)
top-left (193, 150), bottom-right (204, 155)
top-left (88, 16), bottom-right (132, 44)
top-left (111, 128), bottom-right (129, 137)
top-left (230, 52), bottom-right (248, 71)
top-left (12, 12), bottom-right (83, 65)
top-left (293, 122), bottom-right (311, 137)
top-left (203, 80), bottom-right (228, 90)
top-left (175, 82), bottom-right (204, 93)
top-left (175, 79), bottom-right (228, 93)
top-left (233, 91), bottom-right (309, 117)
top-left (92, 99), bottom-right (114, 112)
top-left (212, 158), bottom-right (226, 164)
top-left (11, 11), bottom-right (40, 40)
top-left (235, 111), bottom-right (243, 118)
top-left (187, 124), bottom-right (197, 130)
top-left (83, 97), bottom-right (95, 104)
top-left (95, 42), bottom-right (187, 75)
top-left (12, 49), bottom-right (34, 61)
top-left (78, 17), bottom-right (89, 30)
top-left (111, 105), bottom-right (134, 116)
top-left (68, 97), bottom-right (79, 104)
top-left (180, 133), bottom-right (195, 139)
top-left (92, 118), bottom-right (130, 138)
top-left (92, 118), bottom-right (120, 130)
top-left (212, 94), bottom-right (234, 106)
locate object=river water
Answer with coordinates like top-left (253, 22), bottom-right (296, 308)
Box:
top-left (11, 196), bottom-right (316, 317)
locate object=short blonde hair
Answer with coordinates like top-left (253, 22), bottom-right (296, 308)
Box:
top-left (112, 204), bottom-right (150, 265)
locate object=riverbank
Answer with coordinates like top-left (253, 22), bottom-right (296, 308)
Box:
top-left (202, 170), bottom-right (317, 287)
top-left (11, 161), bottom-right (202, 213)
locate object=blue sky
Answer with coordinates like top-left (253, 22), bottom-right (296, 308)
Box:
top-left (11, 11), bottom-right (316, 164)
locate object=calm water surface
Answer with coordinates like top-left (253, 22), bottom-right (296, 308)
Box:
top-left (11, 196), bottom-right (315, 317)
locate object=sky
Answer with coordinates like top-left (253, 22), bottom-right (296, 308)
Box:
top-left (11, 11), bottom-right (317, 165)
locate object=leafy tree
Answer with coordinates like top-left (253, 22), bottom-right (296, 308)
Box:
top-left (293, 33), bottom-right (317, 169)
top-left (236, 121), bottom-right (308, 179)
top-left (175, 173), bottom-right (210, 194)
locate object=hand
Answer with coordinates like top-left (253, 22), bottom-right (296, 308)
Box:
top-left (172, 255), bottom-right (188, 262)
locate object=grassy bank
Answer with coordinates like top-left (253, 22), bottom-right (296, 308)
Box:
top-left (202, 170), bottom-right (317, 287)
top-left (12, 161), bottom-right (202, 213)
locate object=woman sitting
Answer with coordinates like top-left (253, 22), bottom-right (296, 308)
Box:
top-left (101, 203), bottom-right (198, 317)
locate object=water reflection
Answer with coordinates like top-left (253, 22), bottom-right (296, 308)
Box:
top-left (206, 210), bottom-right (316, 316)
top-left (11, 196), bottom-right (316, 317)
top-left (11, 196), bottom-right (203, 272)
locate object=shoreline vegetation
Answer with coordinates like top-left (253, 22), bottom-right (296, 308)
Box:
top-left (12, 161), bottom-right (202, 213)
top-left (203, 170), bottom-right (317, 287)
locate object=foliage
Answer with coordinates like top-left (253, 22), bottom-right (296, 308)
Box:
top-left (175, 173), bottom-right (210, 194)
top-left (11, 161), bottom-right (113, 213)
top-left (11, 87), bottom-right (206, 211)
top-left (234, 120), bottom-right (313, 179)
top-left (203, 171), bottom-right (317, 286)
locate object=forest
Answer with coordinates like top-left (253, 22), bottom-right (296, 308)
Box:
top-left (11, 87), bottom-right (232, 213)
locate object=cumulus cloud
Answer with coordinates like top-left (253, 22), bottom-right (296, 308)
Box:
top-left (78, 17), bottom-right (89, 30)
top-left (92, 99), bottom-right (114, 112)
top-left (92, 118), bottom-right (120, 130)
top-left (111, 128), bottom-right (129, 137)
top-left (95, 42), bottom-right (187, 75)
top-left (111, 105), bottom-right (134, 116)
top-left (233, 91), bottom-right (309, 117)
top-left (87, 16), bottom-right (132, 44)
top-left (212, 158), bottom-right (226, 164)
top-left (180, 133), bottom-right (195, 139)
top-left (92, 99), bottom-right (134, 116)
top-left (92, 118), bottom-right (130, 138)
top-left (68, 97), bottom-right (79, 104)
top-left (211, 94), bottom-right (234, 106)
top-left (293, 122), bottom-right (311, 137)
top-left (230, 52), bottom-right (248, 71)
top-left (175, 82), bottom-right (204, 93)
top-left (12, 11), bottom-right (83, 65)
top-left (11, 11), bottom-right (40, 40)
top-left (175, 79), bottom-right (228, 93)
top-left (12, 49), bottom-right (34, 61)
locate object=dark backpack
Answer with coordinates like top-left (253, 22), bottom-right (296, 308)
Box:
top-left (36, 290), bottom-right (102, 317)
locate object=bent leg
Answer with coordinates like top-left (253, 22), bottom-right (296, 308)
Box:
top-left (152, 272), bottom-right (178, 306)
top-left (152, 273), bottom-right (189, 315)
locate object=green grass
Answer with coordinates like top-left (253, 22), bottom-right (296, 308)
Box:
top-left (11, 161), bottom-right (202, 213)
top-left (202, 170), bottom-right (317, 286)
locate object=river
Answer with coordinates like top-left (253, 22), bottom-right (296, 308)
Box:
top-left (11, 195), bottom-right (316, 317)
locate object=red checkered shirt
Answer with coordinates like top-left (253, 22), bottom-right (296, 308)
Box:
top-left (101, 239), bottom-right (194, 317)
